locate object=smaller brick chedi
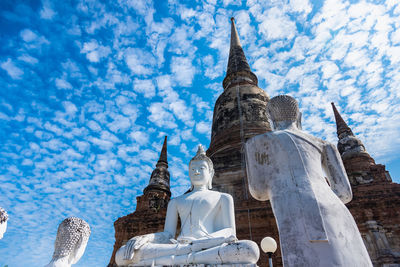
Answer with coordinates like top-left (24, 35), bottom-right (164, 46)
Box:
top-left (108, 136), bottom-right (171, 267)
top-left (331, 103), bottom-right (400, 266)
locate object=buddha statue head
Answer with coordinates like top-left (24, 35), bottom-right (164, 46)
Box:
top-left (47, 217), bottom-right (91, 267)
top-left (267, 95), bottom-right (302, 130)
top-left (0, 207), bottom-right (8, 239)
top-left (189, 145), bottom-right (214, 190)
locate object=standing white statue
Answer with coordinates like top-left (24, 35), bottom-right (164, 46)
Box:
top-left (0, 207), bottom-right (8, 239)
top-left (45, 217), bottom-right (91, 267)
top-left (116, 145), bottom-right (259, 266)
top-left (245, 95), bottom-right (372, 267)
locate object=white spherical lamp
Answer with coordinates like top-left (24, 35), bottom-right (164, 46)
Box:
top-left (261, 236), bottom-right (277, 253)
top-left (261, 237), bottom-right (277, 267)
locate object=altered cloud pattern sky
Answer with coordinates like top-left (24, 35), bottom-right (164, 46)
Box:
top-left (1, 0), bottom-right (400, 266)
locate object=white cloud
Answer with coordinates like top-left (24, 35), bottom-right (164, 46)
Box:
top-left (81, 40), bottom-right (111, 63)
top-left (55, 78), bottom-right (73, 89)
top-left (130, 131), bottom-right (149, 145)
top-left (107, 114), bottom-right (131, 133)
top-left (171, 56), bottom-right (196, 87)
top-left (258, 7), bottom-right (297, 41)
top-left (321, 61), bottom-right (339, 80)
top-left (223, 0), bottom-right (241, 6)
top-left (20, 29), bottom-right (38, 42)
top-left (391, 28), bottom-right (400, 45)
top-left (87, 120), bottom-right (102, 131)
top-left (62, 101), bottom-right (78, 117)
top-left (148, 103), bottom-right (177, 129)
top-left (289, 0), bottom-right (312, 15)
top-left (40, 0), bottom-right (56, 19)
top-left (44, 122), bottom-right (63, 136)
top-left (18, 54), bottom-right (39, 64)
top-left (141, 149), bottom-right (158, 163)
top-left (133, 79), bottom-right (155, 98)
top-left (1, 59), bottom-right (24, 79)
top-left (180, 143), bottom-right (189, 157)
top-left (169, 100), bottom-right (193, 126)
top-left (196, 121), bottom-right (210, 134)
top-left (125, 48), bottom-right (156, 75)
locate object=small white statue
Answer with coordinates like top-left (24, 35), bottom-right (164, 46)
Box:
top-left (245, 95), bottom-right (372, 267)
top-left (116, 145), bottom-right (259, 266)
top-left (0, 207), bottom-right (8, 239)
top-left (45, 217), bottom-right (91, 267)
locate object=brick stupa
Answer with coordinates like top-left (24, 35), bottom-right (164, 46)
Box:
top-left (331, 103), bottom-right (400, 266)
top-left (108, 137), bottom-right (171, 266)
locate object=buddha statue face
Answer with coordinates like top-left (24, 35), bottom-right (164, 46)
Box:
top-left (189, 145), bottom-right (214, 189)
top-left (189, 160), bottom-right (212, 188)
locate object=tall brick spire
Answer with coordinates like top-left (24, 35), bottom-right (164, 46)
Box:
top-left (223, 17), bottom-right (258, 90)
top-left (331, 103), bottom-right (375, 170)
top-left (156, 136), bottom-right (167, 168)
top-left (331, 102), bottom-right (354, 138)
top-left (143, 136), bottom-right (170, 196)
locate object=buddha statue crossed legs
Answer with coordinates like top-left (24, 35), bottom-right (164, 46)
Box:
top-left (116, 145), bottom-right (259, 266)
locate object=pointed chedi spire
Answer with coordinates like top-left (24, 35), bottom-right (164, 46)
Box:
top-left (331, 103), bottom-right (373, 161)
top-left (230, 17), bottom-right (242, 48)
top-left (156, 136), bottom-right (168, 168)
top-left (331, 102), bottom-right (354, 138)
top-left (223, 17), bottom-right (258, 90)
top-left (207, 17), bottom-right (271, 161)
top-left (143, 136), bottom-right (171, 196)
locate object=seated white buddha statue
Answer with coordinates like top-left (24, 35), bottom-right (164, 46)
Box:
top-left (116, 145), bottom-right (259, 266)
top-left (45, 217), bottom-right (91, 267)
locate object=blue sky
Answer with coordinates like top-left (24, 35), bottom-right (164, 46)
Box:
top-left (1, 0), bottom-right (399, 266)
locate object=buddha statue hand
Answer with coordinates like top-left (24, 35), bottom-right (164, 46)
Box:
top-left (123, 232), bottom-right (172, 261)
top-left (190, 235), bottom-right (237, 251)
top-left (124, 234), bottom-right (153, 260)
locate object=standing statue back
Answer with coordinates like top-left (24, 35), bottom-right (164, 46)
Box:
top-left (245, 95), bottom-right (372, 267)
top-left (45, 217), bottom-right (91, 267)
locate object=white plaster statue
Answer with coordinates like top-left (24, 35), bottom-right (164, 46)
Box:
top-left (116, 145), bottom-right (259, 266)
top-left (245, 95), bottom-right (372, 267)
top-left (45, 217), bottom-right (91, 267)
top-left (0, 207), bottom-right (8, 239)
